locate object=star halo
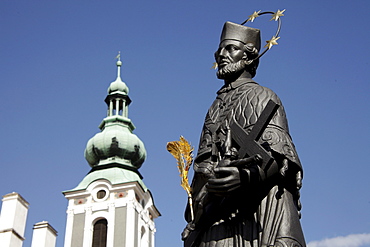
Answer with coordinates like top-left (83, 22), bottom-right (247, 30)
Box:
top-left (212, 9), bottom-right (285, 69)
top-left (241, 9), bottom-right (285, 60)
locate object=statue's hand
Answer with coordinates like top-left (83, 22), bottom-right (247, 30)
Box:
top-left (181, 222), bottom-right (195, 240)
top-left (194, 162), bottom-right (216, 179)
top-left (207, 166), bottom-right (241, 195)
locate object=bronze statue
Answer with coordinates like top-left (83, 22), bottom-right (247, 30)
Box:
top-left (182, 18), bottom-right (306, 247)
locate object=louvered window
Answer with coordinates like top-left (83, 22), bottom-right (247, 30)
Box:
top-left (92, 219), bottom-right (107, 247)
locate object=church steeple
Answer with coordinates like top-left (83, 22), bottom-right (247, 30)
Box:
top-left (84, 57), bottom-right (146, 170)
top-left (106, 54), bottom-right (130, 119)
top-left (63, 56), bottom-right (160, 247)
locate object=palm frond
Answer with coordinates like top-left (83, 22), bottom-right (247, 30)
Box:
top-left (166, 136), bottom-right (193, 196)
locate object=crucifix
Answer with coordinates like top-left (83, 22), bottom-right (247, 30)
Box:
top-left (229, 99), bottom-right (280, 170)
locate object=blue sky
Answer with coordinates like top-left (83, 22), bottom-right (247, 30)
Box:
top-left (1, 1), bottom-right (370, 247)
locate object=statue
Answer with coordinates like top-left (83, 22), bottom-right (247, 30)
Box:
top-left (182, 11), bottom-right (306, 247)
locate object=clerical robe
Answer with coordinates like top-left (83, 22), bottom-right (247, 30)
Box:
top-left (185, 79), bottom-right (306, 247)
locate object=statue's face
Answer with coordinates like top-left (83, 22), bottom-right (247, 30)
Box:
top-left (215, 40), bottom-right (246, 69)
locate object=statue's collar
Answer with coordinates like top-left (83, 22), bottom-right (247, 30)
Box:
top-left (217, 78), bottom-right (257, 94)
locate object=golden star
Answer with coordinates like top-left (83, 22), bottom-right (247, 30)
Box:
top-left (247, 10), bottom-right (261, 22)
top-left (270, 9), bottom-right (286, 21)
top-left (211, 62), bottom-right (218, 70)
top-left (264, 36), bottom-right (281, 49)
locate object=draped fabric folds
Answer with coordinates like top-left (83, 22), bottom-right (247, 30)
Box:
top-left (185, 79), bottom-right (305, 247)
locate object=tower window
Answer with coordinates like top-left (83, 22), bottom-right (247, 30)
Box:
top-left (97, 190), bottom-right (106, 199)
top-left (92, 219), bottom-right (108, 247)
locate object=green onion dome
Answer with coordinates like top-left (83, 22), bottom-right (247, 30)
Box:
top-left (84, 119), bottom-right (146, 169)
top-left (84, 59), bottom-right (146, 170)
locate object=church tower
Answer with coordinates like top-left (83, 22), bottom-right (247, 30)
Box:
top-left (63, 57), bottom-right (160, 247)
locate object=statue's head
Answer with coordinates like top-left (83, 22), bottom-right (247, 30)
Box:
top-left (215, 22), bottom-right (261, 80)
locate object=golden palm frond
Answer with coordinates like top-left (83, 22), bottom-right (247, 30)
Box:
top-left (179, 136), bottom-right (194, 170)
top-left (167, 136), bottom-right (194, 221)
top-left (167, 136), bottom-right (193, 195)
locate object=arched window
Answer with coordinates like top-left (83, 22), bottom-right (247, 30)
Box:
top-left (92, 219), bottom-right (107, 247)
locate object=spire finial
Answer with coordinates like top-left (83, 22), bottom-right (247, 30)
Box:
top-left (115, 51), bottom-right (122, 77)
top-left (116, 51), bottom-right (121, 62)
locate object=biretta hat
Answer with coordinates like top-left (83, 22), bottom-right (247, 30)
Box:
top-left (220, 21), bottom-right (261, 52)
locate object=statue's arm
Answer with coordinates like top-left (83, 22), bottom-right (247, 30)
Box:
top-left (207, 94), bottom-right (298, 196)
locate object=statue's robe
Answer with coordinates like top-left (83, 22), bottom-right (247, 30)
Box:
top-left (185, 79), bottom-right (306, 247)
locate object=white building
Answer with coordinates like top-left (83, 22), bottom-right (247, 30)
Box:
top-left (0, 192), bottom-right (57, 247)
top-left (0, 192), bottom-right (29, 247)
top-left (62, 58), bottom-right (160, 247)
top-left (0, 58), bottom-right (160, 247)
